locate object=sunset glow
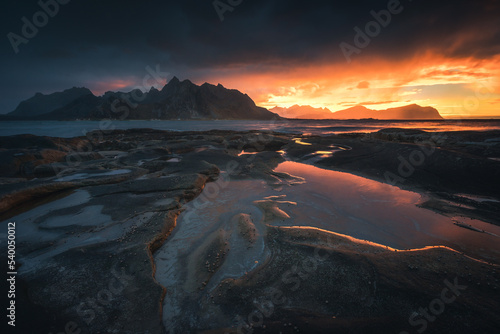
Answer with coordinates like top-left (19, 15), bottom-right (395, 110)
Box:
top-left (90, 79), bottom-right (140, 95)
top-left (3, 0), bottom-right (499, 120)
top-left (3, 1), bottom-right (500, 332)
top-left (195, 53), bottom-right (500, 118)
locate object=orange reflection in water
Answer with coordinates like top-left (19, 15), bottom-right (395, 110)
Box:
top-left (293, 138), bottom-right (312, 146)
top-left (276, 161), bottom-right (421, 205)
top-left (273, 161), bottom-right (500, 264)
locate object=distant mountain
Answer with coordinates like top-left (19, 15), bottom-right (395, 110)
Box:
top-left (270, 105), bottom-right (334, 119)
top-left (331, 104), bottom-right (443, 120)
top-left (271, 103), bottom-right (442, 120)
top-left (7, 77), bottom-right (279, 120)
top-left (9, 87), bottom-right (93, 117)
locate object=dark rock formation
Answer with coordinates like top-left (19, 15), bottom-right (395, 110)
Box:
top-left (8, 78), bottom-right (280, 120)
top-left (1, 129), bottom-right (499, 334)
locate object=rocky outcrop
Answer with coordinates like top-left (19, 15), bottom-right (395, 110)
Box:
top-left (0, 129), bottom-right (290, 333)
top-left (2, 129), bottom-right (499, 334)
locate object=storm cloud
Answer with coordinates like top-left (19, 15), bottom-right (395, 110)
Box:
top-left (1, 0), bottom-right (499, 113)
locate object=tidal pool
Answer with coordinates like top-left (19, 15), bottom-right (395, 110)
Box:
top-left (274, 161), bottom-right (500, 263)
top-left (154, 161), bottom-right (500, 331)
top-left (154, 177), bottom-right (275, 331)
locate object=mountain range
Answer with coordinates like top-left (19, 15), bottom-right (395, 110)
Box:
top-left (270, 105), bottom-right (332, 119)
top-left (271, 104), bottom-right (443, 120)
top-left (4, 78), bottom-right (443, 121)
top-left (5, 77), bottom-right (278, 120)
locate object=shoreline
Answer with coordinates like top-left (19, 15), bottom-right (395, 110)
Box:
top-left (2, 119), bottom-right (500, 139)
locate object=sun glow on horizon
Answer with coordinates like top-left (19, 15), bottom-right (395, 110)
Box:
top-left (195, 53), bottom-right (500, 118)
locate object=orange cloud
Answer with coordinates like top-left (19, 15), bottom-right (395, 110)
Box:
top-left (193, 52), bottom-right (500, 118)
top-left (357, 81), bottom-right (370, 89)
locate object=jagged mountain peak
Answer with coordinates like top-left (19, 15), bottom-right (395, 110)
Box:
top-left (9, 78), bottom-right (279, 120)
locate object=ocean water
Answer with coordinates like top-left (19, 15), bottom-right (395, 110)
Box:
top-left (1, 119), bottom-right (500, 138)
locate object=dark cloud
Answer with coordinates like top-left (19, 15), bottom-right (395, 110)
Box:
top-left (1, 0), bottom-right (499, 113)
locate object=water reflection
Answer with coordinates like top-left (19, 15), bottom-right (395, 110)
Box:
top-left (293, 138), bottom-right (312, 145)
top-left (274, 161), bottom-right (500, 263)
top-left (237, 150), bottom-right (260, 156)
top-left (303, 145), bottom-right (353, 161)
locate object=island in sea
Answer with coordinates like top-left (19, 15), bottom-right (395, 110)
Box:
top-left (271, 104), bottom-right (443, 120)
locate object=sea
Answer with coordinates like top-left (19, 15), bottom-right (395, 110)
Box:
top-left (1, 119), bottom-right (500, 138)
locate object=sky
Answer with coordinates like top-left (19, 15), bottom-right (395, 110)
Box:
top-left (1, 0), bottom-right (500, 118)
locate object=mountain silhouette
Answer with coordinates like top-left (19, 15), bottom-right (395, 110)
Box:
top-left (271, 104), bottom-right (443, 120)
top-left (7, 77), bottom-right (279, 120)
